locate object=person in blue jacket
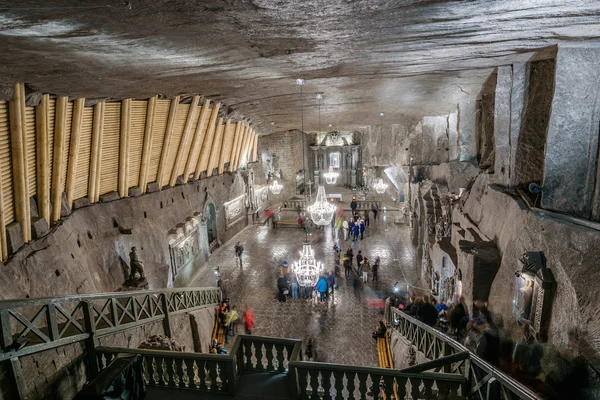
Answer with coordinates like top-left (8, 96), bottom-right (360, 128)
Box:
top-left (315, 275), bottom-right (329, 304)
top-left (352, 223), bottom-right (359, 241)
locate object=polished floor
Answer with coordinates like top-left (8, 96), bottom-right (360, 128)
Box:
top-left (188, 211), bottom-right (418, 367)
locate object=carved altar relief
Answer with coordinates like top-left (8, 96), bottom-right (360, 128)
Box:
top-left (169, 219), bottom-right (200, 278)
top-left (224, 194), bottom-right (245, 229)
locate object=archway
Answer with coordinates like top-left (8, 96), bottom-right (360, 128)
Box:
top-left (205, 202), bottom-right (218, 247)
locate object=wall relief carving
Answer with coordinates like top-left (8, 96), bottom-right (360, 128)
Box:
top-left (223, 194), bottom-right (246, 229)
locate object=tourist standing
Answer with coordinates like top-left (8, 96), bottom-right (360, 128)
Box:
top-left (372, 203), bottom-right (379, 222)
top-left (359, 217), bottom-right (365, 240)
top-left (234, 242), bottom-right (244, 267)
top-left (343, 255), bottom-right (351, 278)
top-left (243, 307), bottom-right (255, 335)
top-left (372, 256), bottom-right (380, 282)
top-left (356, 251), bottom-right (364, 275)
top-left (290, 272), bottom-right (299, 299)
top-left (361, 257), bottom-right (370, 283)
top-left (342, 218), bottom-right (349, 241)
top-left (352, 223), bottom-right (359, 241)
top-left (364, 211), bottom-right (370, 227)
top-left (316, 275), bottom-right (329, 304)
top-left (351, 197), bottom-right (358, 216)
top-left (277, 273), bottom-right (289, 302)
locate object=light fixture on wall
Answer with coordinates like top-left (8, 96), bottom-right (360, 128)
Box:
top-left (373, 178), bottom-right (388, 194)
top-left (269, 179), bottom-right (283, 195)
top-left (292, 242), bottom-right (323, 287)
top-left (307, 185), bottom-right (336, 225)
top-left (323, 165), bottom-right (339, 185)
top-left (316, 92), bottom-right (323, 134)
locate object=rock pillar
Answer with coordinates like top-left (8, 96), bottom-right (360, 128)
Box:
top-left (542, 46), bottom-right (600, 219)
top-left (493, 66), bottom-right (512, 186)
top-left (458, 101), bottom-right (478, 162)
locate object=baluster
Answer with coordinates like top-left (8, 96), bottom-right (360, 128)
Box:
top-left (166, 357), bottom-right (177, 387)
top-left (182, 359), bottom-right (191, 388)
top-left (309, 369), bottom-right (320, 400)
top-left (322, 370), bottom-right (333, 400)
top-left (409, 377), bottom-right (421, 400)
top-left (208, 361), bottom-right (218, 391)
top-left (156, 357), bottom-right (166, 386)
top-left (369, 373), bottom-right (381, 399)
top-left (422, 377), bottom-right (434, 398)
top-left (150, 356), bottom-right (159, 385)
top-left (356, 373), bottom-right (368, 400)
top-left (382, 375), bottom-right (394, 399)
top-left (197, 361), bottom-right (207, 391)
top-left (332, 371), bottom-right (344, 400)
top-left (298, 368), bottom-right (309, 400)
top-left (436, 379), bottom-right (448, 399)
top-left (274, 343), bottom-right (285, 372)
top-left (244, 340), bottom-right (253, 369)
top-left (346, 372), bottom-right (356, 400)
top-left (395, 376), bottom-right (407, 400)
top-left (256, 342), bottom-right (265, 370)
top-left (265, 343), bottom-right (275, 371)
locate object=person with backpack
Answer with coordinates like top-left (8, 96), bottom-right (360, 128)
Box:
top-left (372, 257), bottom-right (380, 282)
top-left (361, 257), bottom-right (370, 283)
top-left (234, 242), bottom-right (244, 267)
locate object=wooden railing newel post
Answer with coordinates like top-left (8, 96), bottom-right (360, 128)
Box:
top-left (83, 301), bottom-right (100, 378)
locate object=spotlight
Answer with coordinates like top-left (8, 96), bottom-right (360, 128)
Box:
top-left (214, 266), bottom-right (220, 276)
top-left (316, 92), bottom-right (323, 100)
top-left (328, 124), bottom-right (332, 128)
top-left (296, 78), bottom-right (305, 86)
top-left (393, 281), bottom-right (400, 293)
top-left (380, 112), bottom-right (385, 117)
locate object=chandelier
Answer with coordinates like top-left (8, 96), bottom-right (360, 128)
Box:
top-left (292, 242), bottom-right (323, 287)
top-left (374, 178), bottom-right (388, 194)
top-left (307, 185), bottom-right (336, 225)
top-left (323, 165), bottom-right (339, 185)
top-left (269, 180), bottom-right (283, 195)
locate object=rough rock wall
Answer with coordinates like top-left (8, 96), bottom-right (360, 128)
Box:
top-left (414, 161), bottom-right (479, 194)
top-left (477, 73), bottom-right (497, 169)
top-left (0, 172), bottom-right (247, 300)
top-left (458, 173), bottom-right (600, 354)
top-left (170, 307), bottom-right (217, 354)
top-left (389, 330), bottom-right (428, 369)
top-left (257, 130), bottom-right (305, 199)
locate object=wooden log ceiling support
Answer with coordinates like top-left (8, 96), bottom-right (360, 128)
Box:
top-left (50, 96), bottom-right (68, 224)
top-left (0, 171), bottom-right (5, 258)
top-left (65, 98), bottom-right (85, 209)
top-left (8, 83), bottom-right (31, 241)
top-left (234, 125), bottom-right (249, 171)
top-left (218, 119), bottom-right (232, 175)
top-left (229, 122), bottom-right (242, 172)
top-left (35, 94), bottom-right (50, 224)
top-left (156, 95), bottom-right (179, 189)
top-left (252, 132), bottom-right (259, 162)
top-left (207, 117), bottom-right (224, 177)
top-left (88, 102), bottom-right (105, 203)
top-left (194, 103), bottom-right (221, 180)
top-left (239, 128), bottom-right (253, 169)
top-left (170, 95), bottom-right (200, 186)
top-left (244, 129), bottom-right (255, 165)
top-left (183, 100), bottom-right (211, 181)
top-left (139, 95), bottom-right (157, 194)
top-left (118, 99), bottom-right (131, 197)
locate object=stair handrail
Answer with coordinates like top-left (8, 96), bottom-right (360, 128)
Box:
top-left (390, 307), bottom-right (542, 400)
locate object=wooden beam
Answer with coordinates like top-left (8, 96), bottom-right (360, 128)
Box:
top-left (252, 131), bottom-right (259, 162)
top-left (156, 96), bottom-right (179, 188)
top-left (139, 96), bottom-right (156, 194)
top-left (228, 122), bottom-right (242, 172)
top-left (118, 99), bottom-right (131, 197)
top-left (240, 128), bottom-right (253, 168)
top-left (50, 96), bottom-right (67, 223)
top-left (233, 124), bottom-right (249, 171)
top-left (170, 95), bottom-right (199, 186)
top-left (9, 83), bottom-right (31, 241)
top-left (218, 119), bottom-right (232, 175)
top-left (88, 102), bottom-right (104, 203)
top-left (0, 142), bottom-right (6, 258)
top-left (207, 117), bottom-right (224, 177)
top-left (230, 123), bottom-right (244, 172)
top-left (65, 98), bottom-right (85, 208)
top-left (194, 103), bottom-right (221, 180)
top-left (35, 94), bottom-right (50, 223)
top-left (184, 100), bottom-right (211, 181)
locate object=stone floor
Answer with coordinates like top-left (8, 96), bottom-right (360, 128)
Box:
top-left (187, 210), bottom-right (418, 367)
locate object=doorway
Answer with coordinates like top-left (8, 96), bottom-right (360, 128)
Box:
top-left (205, 202), bottom-right (218, 248)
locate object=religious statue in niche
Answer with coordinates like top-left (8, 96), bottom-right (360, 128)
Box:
top-left (123, 246), bottom-right (148, 289)
top-left (435, 216), bottom-right (452, 242)
top-left (431, 272), bottom-right (440, 296)
top-left (427, 214), bottom-right (435, 236)
top-left (424, 255), bottom-right (433, 288)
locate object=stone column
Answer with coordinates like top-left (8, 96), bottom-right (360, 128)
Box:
top-left (351, 146), bottom-right (358, 188)
top-left (509, 63), bottom-right (528, 188)
top-left (448, 111), bottom-right (459, 162)
top-left (542, 46), bottom-right (600, 219)
top-left (458, 101), bottom-right (478, 162)
top-left (311, 147), bottom-right (319, 186)
top-left (493, 65), bottom-right (512, 187)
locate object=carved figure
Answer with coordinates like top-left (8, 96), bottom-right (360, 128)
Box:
top-left (427, 214), bottom-right (435, 236)
top-left (129, 246), bottom-right (145, 280)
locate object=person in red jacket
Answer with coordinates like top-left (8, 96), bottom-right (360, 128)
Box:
top-left (243, 306), bottom-right (255, 335)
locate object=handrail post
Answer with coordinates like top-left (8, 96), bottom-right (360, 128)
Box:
top-left (0, 309), bottom-right (12, 350)
top-left (83, 301), bottom-right (100, 378)
top-left (161, 293), bottom-right (172, 337)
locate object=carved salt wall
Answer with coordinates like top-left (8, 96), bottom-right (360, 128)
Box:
top-left (223, 194), bottom-right (245, 230)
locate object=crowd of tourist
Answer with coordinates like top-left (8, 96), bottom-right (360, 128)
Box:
top-left (394, 296), bottom-right (589, 399)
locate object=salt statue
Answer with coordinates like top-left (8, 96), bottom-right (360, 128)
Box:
top-left (129, 246), bottom-right (146, 281)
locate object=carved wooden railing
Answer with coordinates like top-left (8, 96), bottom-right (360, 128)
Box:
top-left (96, 335), bottom-right (303, 396)
top-left (0, 287), bottom-right (221, 363)
top-left (389, 308), bottom-right (543, 400)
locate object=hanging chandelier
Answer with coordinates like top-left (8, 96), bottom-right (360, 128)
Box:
top-left (307, 185), bottom-right (336, 225)
top-left (323, 165), bottom-right (339, 185)
top-left (269, 180), bottom-right (283, 195)
top-left (374, 178), bottom-right (388, 194)
top-left (292, 242), bottom-right (323, 287)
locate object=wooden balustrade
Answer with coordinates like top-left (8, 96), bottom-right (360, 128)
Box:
top-left (290, 360), bottom-right (466, 400)
top-left (0, 287), bottom-right (221, 362)
top-left (389, 308), bottom-right (542, 400)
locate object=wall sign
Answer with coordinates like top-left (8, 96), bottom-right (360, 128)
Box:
top-left (223, 194), bottom-right (245, 229)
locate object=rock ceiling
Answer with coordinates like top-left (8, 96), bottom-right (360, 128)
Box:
top-left (0, 0), bottom-right (599, 133)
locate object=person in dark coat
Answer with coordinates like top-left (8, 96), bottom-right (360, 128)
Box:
top-left (356, 251), bottom-right (364, 275)
top-left (350, 197), bottom-right (358, 216)
top-left (277, 273), bottom-right (289, 302)
top-left (420, 297), bottom-right (439, 326)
